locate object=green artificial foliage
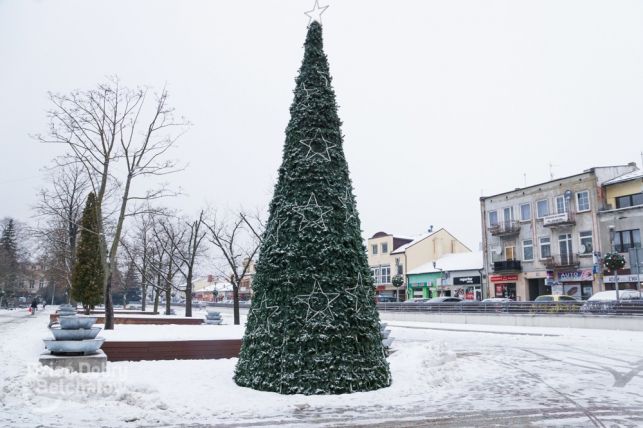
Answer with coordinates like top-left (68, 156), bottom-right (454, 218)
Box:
top-left (234, 22), bottom-right (391, 395)
top-left (71, 192), bottom-right (104, 312)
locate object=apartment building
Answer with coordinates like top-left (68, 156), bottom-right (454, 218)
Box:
top-left (480, 163), bottom-right (638, 301)
top-left (367, 228), bottom-right (470, 301)
top-left (598, 169), bottom-right (643, 290)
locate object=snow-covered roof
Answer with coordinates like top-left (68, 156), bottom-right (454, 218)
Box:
top-left (390, 230), bottom-right (440, 254)
top-left (603, 169), bottom-right (643, 186)
top-left (407, 251), bottom-right (483, 275)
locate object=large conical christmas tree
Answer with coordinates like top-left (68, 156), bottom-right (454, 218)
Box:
top-left (234, 20), bottom-right (391, 395)
top-left (71, 192), bottom-right (105, 314)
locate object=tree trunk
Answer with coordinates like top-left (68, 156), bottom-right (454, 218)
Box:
top-left (104, 273), bottom-right (114, 329)
top-left (165, 287), bottom-right (171, 315)
top-left (141, 284), bottom-right (147, 312)
top-left (153, 288), bottom-right (160, 313)
top-left (185, 269), bottom-right (193, 317)
top-left (233, 283), bottom-right (240, 325)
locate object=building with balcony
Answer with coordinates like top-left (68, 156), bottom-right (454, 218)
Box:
top-left (480, 163), bottom-right (638, 301)
top-left (598, 169), bottom-right (643, 291)
top-left (367, 228), bottom-right (470, 301)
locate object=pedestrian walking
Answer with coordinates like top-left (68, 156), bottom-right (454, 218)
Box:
top-left (30, 298), bottom-right (38, 316)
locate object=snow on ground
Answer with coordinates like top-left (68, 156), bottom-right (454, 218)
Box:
top-left (1, 307), bottom-right (643, 427)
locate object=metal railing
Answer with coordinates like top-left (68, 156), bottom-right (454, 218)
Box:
top-left (543, 254), bottom-right (580, 269)
top-left (493, 260), bottom-right (522, 272)
top-left (488, 221), bottom-right (521, 237)
top-left (376, 301), bottom-right (643, 316)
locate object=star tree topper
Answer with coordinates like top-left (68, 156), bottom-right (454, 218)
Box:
top-left (305, 0), bottom-right (329, 25)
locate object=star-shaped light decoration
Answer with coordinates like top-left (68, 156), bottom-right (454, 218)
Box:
top-left (305, 0), bottom-right (329, 25)
top-left (293, 193), bottom-right (332, 232)
top-left (338, 187), bottom-right (356, 223)
top-left (262, 214), bottom-right (287, 250)
top-left (294, 280), bottom-right (340, 324)
top-left (344, 272), bottom-right (364, 314)
top-left (299, 129), bottom-right (336, 162)
top-left (249, 295), bottom-right (280, 335)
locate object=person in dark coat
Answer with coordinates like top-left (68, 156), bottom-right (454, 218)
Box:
top-left (30, 298), bottom-right (38, 315)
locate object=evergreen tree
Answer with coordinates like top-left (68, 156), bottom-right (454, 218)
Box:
top-left (0, 219), bottom-right (20, 305)
top-left (71, 193), bottom-right (104, 314)
top-left (234, 21), bottom-right (391, 395)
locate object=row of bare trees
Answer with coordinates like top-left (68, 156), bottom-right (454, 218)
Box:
top-left (30, 77), bottom-right (262, 327)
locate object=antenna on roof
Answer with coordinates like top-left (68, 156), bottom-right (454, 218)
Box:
top-left (548, 162), bottom-right (558, 180)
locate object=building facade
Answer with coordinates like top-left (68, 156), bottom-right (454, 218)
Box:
top-left (597, 169), bottom-right (643, 291)
top-left (367, 228), bottom-right (470, 301)
top-left (406, 252), bottom-right (483, 300)
top-left (480, 164), bottom-right (638, 301)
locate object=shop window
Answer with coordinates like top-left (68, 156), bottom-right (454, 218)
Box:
top-left (522, 240), bottom-right (534, 261)
top-left (576, 191), bottom-right (590, 212)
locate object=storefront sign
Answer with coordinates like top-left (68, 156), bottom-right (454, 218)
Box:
top-left (604, 274), bottom-right (642, 283)
top-left (543, 212), bottom-right (569, 226)
top-left (490, 274), bottom-right (518, 282)
top-left (558, 269), bottom-right (592, 282)
top-left (453, 276), bottom-right (481, 285)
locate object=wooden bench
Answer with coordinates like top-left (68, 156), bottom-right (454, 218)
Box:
top-left (102, 339), bottom-right (242, 361)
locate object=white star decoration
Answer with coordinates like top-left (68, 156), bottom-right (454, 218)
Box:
top-left (250, 295), bottom-right (280, 335)
top-left (293, 193), bottom-right (331, 231)
top-left (300, 129), bottom-right (336, 162)
top-left (263, 215), bottom-right (287, 249)
top-left (344, 272), bottom-right (364, 314)
top-left (295, 280), bottom-right (339, 323)
top-left (304, 0), bottom-right (329, 25)
top-left (338, 187), bottom-right (356, 223)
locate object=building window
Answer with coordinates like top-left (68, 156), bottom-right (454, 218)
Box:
top-left (39, 278), bottom-right (45, 289)
top-left (613, 229), bottom-right (641, 253)
top-left (29, 280), bottom-right (35, 289)
top-left (555, 195), bottom-right (568, 214)
top-left (488, 210), bottom-right (498, 226)
top-left (371, 244), bottom-right (378, 255)
top-left (522, 240), bottom-right (534, 261)
top-left (395, 258), bottom-right (403, 275)
top-left (537, 200), bottom-right (549, 218)
top-left (616, 193), bottom-right (643, 209)
top-left (539, 237), bottom-right (551, 259)
top-left (576, 191), bottom-right (590, 212)
top-left (505, 246), bottom-right (516, 261)
top-left (372, 265), bottom-right (391, 284)
top-left (381, 243), bottom-right (388, 254)
top-left (520, 203), bottom-right (531, 221)
top-left (503, 207), bottom-right (514, 225)
top-left (579, 231), bottom-right (593, 255)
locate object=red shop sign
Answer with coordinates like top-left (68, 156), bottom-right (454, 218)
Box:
top-left (490, 275), bottom-right (518, 282)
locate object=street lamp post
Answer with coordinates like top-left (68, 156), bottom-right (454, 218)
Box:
top-left (609, 225), bottom-right (620, 301)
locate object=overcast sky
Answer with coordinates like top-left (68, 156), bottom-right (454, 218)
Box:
top-left (1, 0), bottom-right (642, 250)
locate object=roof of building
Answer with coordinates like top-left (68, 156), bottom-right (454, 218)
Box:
top-left (390, 229), bottom-right (440, 254)
top-left (407, 251), bottom-right (483, 275)
top-left (480, 164), bottom-right (637, 200)
top-left (603, 169), bottom-right (643, 185)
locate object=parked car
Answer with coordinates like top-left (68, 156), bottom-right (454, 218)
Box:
top-left (426, 297), bottom-right (462, 303)
top-left (377, 296), bottom-right (397, 303)
top-left (534, 295), bottom-right (577, 302)
top-left (580, 290), bottom-right (643, 314)
top-left (403, 298), bottom-right (430, 304)
top-left (482, 298), bottom-right (512, 303)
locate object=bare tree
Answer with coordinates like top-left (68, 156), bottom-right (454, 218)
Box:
top-left (39, 77), bottom-right (189, 329)
top-left (158, 211), bottom-right (207, 317)
top-left (202, 211), bottom-right (262, 325)
top-left (33, 163), bottom-right (89, 304)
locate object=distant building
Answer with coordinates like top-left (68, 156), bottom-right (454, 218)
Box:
top-left (406, 252), bottom-right (483, 300)
top-left (480, 163), bottom-right (638, 301)
top-left (367, 228), bottom-right (470, 301)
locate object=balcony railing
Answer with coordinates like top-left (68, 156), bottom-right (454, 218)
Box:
top-left (493, 260), bottom-right (522, 272)
top-left (542, 212), bottom-right (576, 227)
top-left (489, 221), bottom-right (521, 238)
top-left (543, 254), bottom-right (580, 269)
